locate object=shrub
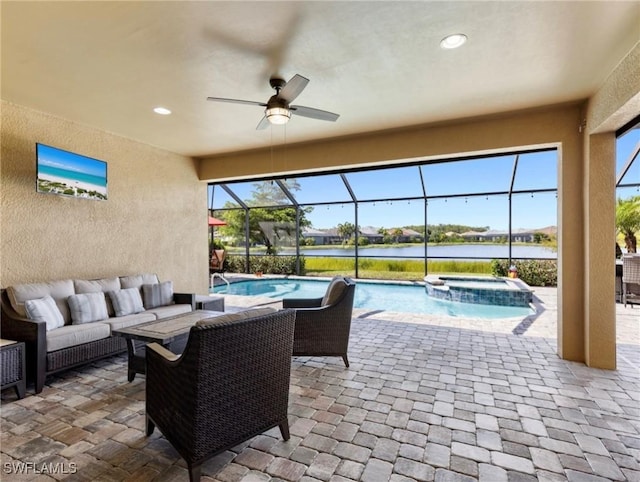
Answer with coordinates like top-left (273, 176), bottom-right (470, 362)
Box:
top-left (491, 259), bottom-right (557, 286)
top-left (226, 255), bottom-right (304, 275)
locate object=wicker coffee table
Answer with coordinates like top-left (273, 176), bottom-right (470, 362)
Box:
top-left (113, 310), bottom-right (227, 381)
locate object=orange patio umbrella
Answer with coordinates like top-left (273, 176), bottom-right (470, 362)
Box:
top-left (208, 216), bottom-right (227, 226)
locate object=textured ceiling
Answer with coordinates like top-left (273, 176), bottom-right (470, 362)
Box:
top-left (2, 1), bottom-right (639, 157)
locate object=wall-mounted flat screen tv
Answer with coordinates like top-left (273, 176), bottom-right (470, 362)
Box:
top-left (36, 143), bottom-right (107, 201)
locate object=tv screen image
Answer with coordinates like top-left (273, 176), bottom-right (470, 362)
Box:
top-left (36, 143), bottom-right (107, 201)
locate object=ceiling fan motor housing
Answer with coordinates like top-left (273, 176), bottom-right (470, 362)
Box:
top-left (269, 78), bottom-right (287, 92)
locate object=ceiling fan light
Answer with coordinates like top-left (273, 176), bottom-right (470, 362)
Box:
top-left (265, 106), bottom-right (291, 125)
top-left (440, 33), bottom-right (467, 49)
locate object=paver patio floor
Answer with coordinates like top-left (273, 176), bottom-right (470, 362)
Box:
top-left (1, 287), bottom-right (638, 481)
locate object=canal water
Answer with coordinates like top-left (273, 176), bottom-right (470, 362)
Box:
top-left (279, 244), bottom-right (556, 260)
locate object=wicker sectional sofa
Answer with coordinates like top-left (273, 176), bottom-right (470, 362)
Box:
top-left (1, 273), bottom-right (195, 393)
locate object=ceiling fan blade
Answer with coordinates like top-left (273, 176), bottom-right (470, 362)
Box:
top-left (256, 116), bottom-right (270, 130)
top-left (278, 74), bottom-right (309, 103)
top-left (207, 97), bottom-right (266, 107)
top-left (290, 105), bottom-right (340, 122)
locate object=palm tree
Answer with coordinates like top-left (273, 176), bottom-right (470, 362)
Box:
top-left (337, 222), bottom-right (356, 245)
top-left (616, 195), bottom-right (640, 253)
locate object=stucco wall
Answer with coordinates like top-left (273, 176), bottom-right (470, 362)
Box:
top-left (1, 101), bottom-right (208, 294)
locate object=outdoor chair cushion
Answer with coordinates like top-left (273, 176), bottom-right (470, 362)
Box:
top-left (321, 277), bottom-right (348, 306)
top-left (101, 312), bottom-right (157, 332)
top-left (120, 273), bottom-right (160, 290)
top-left (7, 279), bottom-right (75, 323)
top-left (46, 323), bottom-right (111, 352)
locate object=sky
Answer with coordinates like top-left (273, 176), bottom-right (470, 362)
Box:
top-left (210, 127), bottom-right (639, 232)
top-left (37, 143), bottom-right (107, 178)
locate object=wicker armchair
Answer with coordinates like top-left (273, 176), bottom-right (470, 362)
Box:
top-left (622, 254), bottom-right (640, 307)
top-left (210, 249), bottom-right (226, 273)
top-left (282, 276), bottom-right (356, 367)
top-left (145, 308), bottom-right (296, 482)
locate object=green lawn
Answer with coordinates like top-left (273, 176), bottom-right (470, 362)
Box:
top-left (304, 257), bottom-right (492, 281)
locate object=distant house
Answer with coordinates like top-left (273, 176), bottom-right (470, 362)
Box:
top-left (397, 228), bottom-right (423, 242)
top-left (360, 226), bottom-right (384, 244)
top-left (301, 227), bottom-right (341, 245)
top-left (460, 226), bottom-right (557, 242)
top-left (460, 230), bottom-right (486, 241)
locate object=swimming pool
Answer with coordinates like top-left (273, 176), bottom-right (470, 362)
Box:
top-left (212, 278), bottom-right (534, 319)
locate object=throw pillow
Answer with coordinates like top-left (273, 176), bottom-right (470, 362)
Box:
top-left (109, 288), bottom-right (146, 317)
top-left (321, 277), bottom-right (347, 306)
top-left (24, 296), bottom-right (65, 331)
top-left (67, 292), bottom-right (109, 324)
top-left (74, 277), bottom-right (121, 317)
top-left (142, 281), bottom-right (174, 309)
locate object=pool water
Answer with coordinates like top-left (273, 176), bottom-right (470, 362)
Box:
top-left (445, 278), bottom-right (509, 289)
top-left (212, 278), bottom-right (534, 319)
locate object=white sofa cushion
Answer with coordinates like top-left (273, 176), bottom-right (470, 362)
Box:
top-left (74, 277), bottom-right (121, 316)
top-left (142, 281), bottom-right (173, 309)
top-left (46, 323), bottom-right (111, 352)
top-left (7, 279), bottom-right (75, 323)
top-left (68, 292), bottom-right (109, 324)
top-left (109, 288), bottom-right (145, 317)
top-left (102, 312), bottom-right (157, 332)
top-left (120, 273), bottom-right (159, 290)
top-left (24, 296), bottom-right (66, 331)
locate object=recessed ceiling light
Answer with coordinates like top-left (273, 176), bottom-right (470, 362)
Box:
top-left (440, 33), bottom-right (467, 49)
top-left (153, 107), bottom-right (172, 115)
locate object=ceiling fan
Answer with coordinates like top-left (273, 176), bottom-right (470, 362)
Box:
top-left (207, 74), bottom-right (340, 129)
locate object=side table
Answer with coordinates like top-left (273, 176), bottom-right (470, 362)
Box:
top-left (1, 339), bottom-right (26, 399)
top-left (195, 295), bottom-right (225, 312)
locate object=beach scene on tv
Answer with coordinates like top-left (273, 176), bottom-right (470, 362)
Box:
top-left (37, 144), bottom-right (107, 201)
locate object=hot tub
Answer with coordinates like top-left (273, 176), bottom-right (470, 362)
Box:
top-left (424, 275), bottom-right (533, 307)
